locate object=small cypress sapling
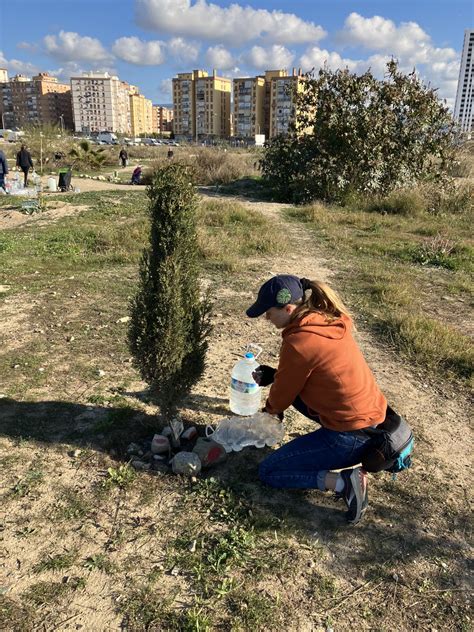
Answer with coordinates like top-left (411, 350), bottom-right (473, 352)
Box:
top-left (128, 164), bottom-right (212, 417)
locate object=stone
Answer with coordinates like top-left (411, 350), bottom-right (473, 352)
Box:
top-left (116, 316), bottom-right (130, 323)
top-left (97, 369), bottom-right (106, 377)
top-left (192, 438), bottom-right (227, 468)
top-left (172, 452), bottom-right (201, 476)
top-left (181, 426), bottom-right (198, 442)
top-left (151, 434), bottom-right (170, 454)
top-left (160, 426), bottom-right (173, 438)
top-left (131, 460), bottom-right (150, 471)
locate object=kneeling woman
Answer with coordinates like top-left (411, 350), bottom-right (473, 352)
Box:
top-left (247, 275), bottom-right (388, 525)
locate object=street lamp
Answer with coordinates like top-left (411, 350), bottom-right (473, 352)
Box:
top-left (59, 114), bottom-right (64, 134)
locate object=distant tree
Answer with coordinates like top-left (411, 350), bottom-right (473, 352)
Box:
top-left (128, 164), bottom-right (212, 417)
top-left (261, 60), bottom-right (457, 204)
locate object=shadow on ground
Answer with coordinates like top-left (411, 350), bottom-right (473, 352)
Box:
top-left (0, 395), bottom-right (470, 597)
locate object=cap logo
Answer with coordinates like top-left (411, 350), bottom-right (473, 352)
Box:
top-left (276, 288), bottom-right (292, 305)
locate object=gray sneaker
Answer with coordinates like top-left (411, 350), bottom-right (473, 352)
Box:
top-left (339, 467), bottom-right (368, 525)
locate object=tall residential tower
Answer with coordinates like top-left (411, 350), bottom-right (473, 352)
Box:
top-left (454, 29), bottom-right (474, 134)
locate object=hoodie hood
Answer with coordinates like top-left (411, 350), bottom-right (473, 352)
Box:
top-left (282, 311), bottom-right (349, 340)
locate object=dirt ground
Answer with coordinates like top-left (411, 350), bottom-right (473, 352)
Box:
top-left (0, 183), bottom-right (472, 630)
top-left (0, 171), bottom-right (142, 230)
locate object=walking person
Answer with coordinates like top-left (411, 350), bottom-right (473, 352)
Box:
top-left (247, 274), bottom-right (407, 525)
top-left (0, 147), bottom-right (8, 191)
top-left (16, 144), bottom-right (34, 187)
top-left (119, 147), bottom-right (128, 168)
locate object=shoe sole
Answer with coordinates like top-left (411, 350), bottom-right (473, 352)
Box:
top-left (347, 469), bottom-right (368, 525)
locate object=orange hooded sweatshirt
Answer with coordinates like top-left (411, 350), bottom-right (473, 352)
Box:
top-left (265, 312), bottom-right (387, 431)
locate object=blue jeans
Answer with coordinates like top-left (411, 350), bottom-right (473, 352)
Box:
top-left (259, 398), bottom-right (372, 491)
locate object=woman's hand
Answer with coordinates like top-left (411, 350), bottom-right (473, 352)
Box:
top-left (252, 365), bottom-right (276, 387)
top-left (261, 405), bottom-right (284, 422)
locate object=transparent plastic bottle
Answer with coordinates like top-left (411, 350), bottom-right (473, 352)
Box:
top-left (229, 352), bottom-right (261, 416)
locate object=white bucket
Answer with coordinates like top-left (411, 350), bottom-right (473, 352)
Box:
top-left (47, 177), bottom-right (57, 192)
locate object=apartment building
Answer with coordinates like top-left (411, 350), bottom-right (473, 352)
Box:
top-left (454, 29), bottom-right (474, 134)
top-left (233, 75), bottom-right (265, 138)
top-left (0, 70), bottom-right (14, 128)
top-left (195, 72), bottom-right (231, 138)
top-left (152, 105), bottom-right (173, 134)
top-left (129, 86), bottom-right (153, 136)
top-left (172, 70), bottom-right (205, 137)
top-left (269, 69), bottom-right (304, 138)
top-left (0, 71), bottom-right (73, 129)
top-left (71, 72), bottom-right (131, 134)
top-left (173, 69), bottom-right (231, 139)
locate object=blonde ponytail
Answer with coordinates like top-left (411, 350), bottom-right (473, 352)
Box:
top-left (291, 279), bottom-right (351, 322)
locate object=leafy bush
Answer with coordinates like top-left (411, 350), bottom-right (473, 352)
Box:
top-left (261, 61), bottom-right (457, 204)
top-left (128, 164), bottom-right (212, 416)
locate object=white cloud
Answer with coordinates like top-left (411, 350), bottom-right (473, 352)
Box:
top-left (135, 0), bottom-right (326, 45)
top-left (158, 78), bottom-right (173, 101)
top-left (17, 41), bottom-right (39, 53)
top-left (205, 45), bottom-right (236, 70)
top-left (167, 37), bottom-right (200, 64)
top-left (338, 13), bottom-right (457, 66)
top-left (43, 31), bottom-right (112, 63)
top-left (243, 45), bottom-right (295, 70)
top-left (0, 50), bottom-right (40, 76)
top-left (300, 47), bottom-right (360, 73)
top-left (112, 36), bottom-right (165, 65)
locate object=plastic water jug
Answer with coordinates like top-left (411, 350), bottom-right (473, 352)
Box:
top-left (229, 345), bottom-right (262, 416)
top-left (47, 177), bottom-right (57, 192)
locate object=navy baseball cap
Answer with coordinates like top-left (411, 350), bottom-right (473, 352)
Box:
top-left (246, 275), bottom-right (304, 318)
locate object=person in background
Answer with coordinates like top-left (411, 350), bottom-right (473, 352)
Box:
top-left (247, 274), bottom-right (389, 525)
top-left (0, 147), bottom-right (8, 191)
top-left (16, 144), bottom-right (34, 187)
top-left (119, 147), bottom-right (128, 168)
top-left (131, 165), bottom-right (142, 185)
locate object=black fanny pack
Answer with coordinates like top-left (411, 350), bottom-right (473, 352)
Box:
top-left (359, 406), bottom-right (414, 474)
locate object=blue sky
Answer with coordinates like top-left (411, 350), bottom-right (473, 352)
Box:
top-left (0, 0), bottom-right (472, 107)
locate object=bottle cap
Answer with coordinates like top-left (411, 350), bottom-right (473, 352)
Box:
top-left (245, 352), bottom-right (254, 359)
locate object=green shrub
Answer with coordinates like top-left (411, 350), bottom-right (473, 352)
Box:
top-left (128, 164), bottom-right (212, 416)
top-left (261, 61), bottom-right (456, 204)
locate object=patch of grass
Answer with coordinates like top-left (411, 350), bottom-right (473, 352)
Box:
top-left (10, 468), bottom-right (44, 498)
top-left (54, 487), bottom-right (92, 520)
top-left (23, 578), bottom-right (85, 607)
top-left (403, 237), bottom-right (472, 271)
top-left (33, 550), bottom-right (77, 573)
top-left (103, 464), bottom-right (136, 490)
top-left (226, 589), bottom-right (280, 631)
top-left (197, 199), bottom-right (287, 270)
top-left (379, 313), bottom-right (474, 381)
top-left (82, 554), bottom-right (114, 574)
top-left (119, 588), bottom-right (212, 631)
